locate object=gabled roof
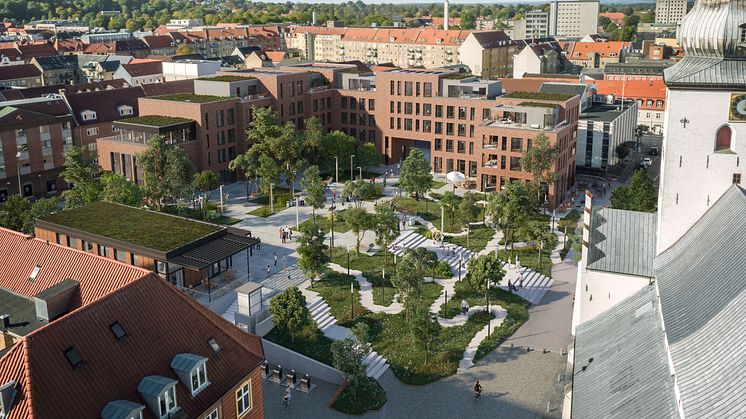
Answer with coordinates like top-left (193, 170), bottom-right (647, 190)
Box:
top-left (586, 79), bottom-right (667, 102)
top-left (568, 41), bottom-right (629, 60)
top-left (539, 82), bottom-right (587, 97)
top-left (119, 61), bottom-right (163, 77)
top-left (141, 35), bottom-right (175, 49)
top-left (64, 86), bottom-right (144, 126)
top-left (0, 273), bottom-right (264, 419)
top-left (0, 106), bottom-right (61, 129)
top-left (16, 43), bottom-right (57, 59)
top-left (654, 185), bottom-right (746, 418)
top-left (572, 285), bottom-right (679, 418)
top-left (0, 227), bottom-right (151, 310)
top-left (0, 63), bottom-right (41, 80)
top-left (469, 31), bottom-right (512, 48)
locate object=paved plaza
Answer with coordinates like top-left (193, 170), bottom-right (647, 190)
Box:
top-left (198, 169), bottom-right (581, 418)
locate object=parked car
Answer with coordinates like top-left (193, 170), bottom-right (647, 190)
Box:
top-left (649, 147), bottom-right (660, 156)
top-left (642, 157), bottom-right (653, 167)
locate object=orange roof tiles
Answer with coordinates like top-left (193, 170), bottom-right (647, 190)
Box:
top-left (568, 41), bottom-right (629, 60)
top-left (0, 227), bottom-right (150, 308)
top-left (289, 25), bottom-right (471, 46)
top-left (585, 79), bottom-right (667, 102)
top-left (0, 274), bottom-right (264, 419)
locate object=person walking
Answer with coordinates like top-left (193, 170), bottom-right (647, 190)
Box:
top-left (508, 279), bottom-right (513, 292)
top-left (461, 299), bottom-right (468, 315)
top-left (283, 387), bottom-right (292, 408)
top-left (518, 272), bottom-right (524, 288)
top-left (267, 265), bottom-right (271, 278)
top-left (473, 381), bottom-right (482, 400)
top-left (273, 252), bottom-right (278, 268)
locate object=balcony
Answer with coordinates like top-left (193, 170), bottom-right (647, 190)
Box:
top-left (98, 132), bottom-right (150, 146)
top-left (482, 142), bottom-right (500, 150)
top-left (483, 160), bottom-right (498, 168)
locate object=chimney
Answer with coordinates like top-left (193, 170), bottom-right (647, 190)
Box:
top-left (33, 279), bottom-right (79, 322)
top-left (581, 190), bottom-right (593, 265)
top-left (444, 0), bottom-right (450, 31)
top-left (0, 315), bottom-right (9, 331)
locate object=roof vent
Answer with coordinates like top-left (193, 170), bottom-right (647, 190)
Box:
top-left (29, 265), bottom-right (41, 282)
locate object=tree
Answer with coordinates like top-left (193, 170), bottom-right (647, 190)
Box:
top-left (403, 247), bottom-right (438, 280)
top-left (346, 207), bottom-right (374, 255)
top-left (303, 116), bottom-right (324, 164)
top-left (343, 179), bottom-right (377, 207)
top-left (100, 172), bottom-right (142, 206)
top-left (61, 146), bottom-right (100, 208)
top-left (229, 147), bottom-right (261, 200)
top-left (300, 165), bottom-right (326, 222)
top-left (440, 191), bottom-right (459, 228)
top-left (373, 204), bottom-right (399, 264)
top-left (598, 15), bottom-right (612, 27)
top-left (331, 335), bottom-right (370, 400)
top-left (193, 170), bottom-right (220, 194)
top-left (256, 153), bottom-right (280, 195)
top-left (459, 191), bottom-right (481, 247)
top-left (26, 197), bottom-right (59, 234)
top-left (319, 130), bottom-right (356, 175)
top-left (409, 304), bottom-right (441, 365)
top-left (465, 254), bottom-right (505, 305)
top-left (269, 286), bottom-right (312, 343)
top-left (175, 42), bottom-right (193, 55)
top-left (356, 142), bottom-right (382, 173)
top-left (399, 148), bottom-right (433, 200)
top-left (0, 194), bottom-right (31, 233)
top-left (391, 260), bottom-right (421, 315)
top-left (536, 230), bottom-right (559, 269)
top-left (611, 169), bottom-right (657, 213)
top-left (487, 181), bottom-right (534, 251)
top-left (297, 223), bottom-right (329, 285)
top-left (137, 136), bottom-right (194, 210)
top-left (522, 134), bottom-right (558, 209)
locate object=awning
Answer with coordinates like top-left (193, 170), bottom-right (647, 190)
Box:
top-left (167, 232), bottom-right (259, 270)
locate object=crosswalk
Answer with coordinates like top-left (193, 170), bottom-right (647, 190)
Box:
top-left (390, 232), bottom-right (553, 305)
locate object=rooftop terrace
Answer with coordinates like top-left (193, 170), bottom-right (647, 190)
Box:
top-left (118, 115), bottom-right (192, 127)
top-left (200, 75), bottom-right (255, 82)
top-left (504, 91), bottom-right (575, 101)
top-left (39, 202), bottom-right (222, 252)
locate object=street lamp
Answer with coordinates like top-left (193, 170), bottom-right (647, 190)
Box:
top-left (335, 155), bottom-right (339, 183)
top-left (357, 166), bottom-right (362, 180)
top-left (347, 246), bottom-right (351, 276)
top-left (458, 253), bottom-right (463, 282)
top-left (269, 182), bottom-right (275, 214)
top-left (382, 267), bottom-right (385, 302)
top-left (486, 276), bottom-right (491, 337)
top-left (15, 151), bottom-right (22, 196)
top-left (350, 281), bottom-right (354, 319)
top-left (350, 154), bottom-right (355, 181)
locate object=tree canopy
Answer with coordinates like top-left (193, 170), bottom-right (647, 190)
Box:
top-left (137, 135), bottom-right (194, 210)
top-left (399, 149), bottom-right (433, 200)
top-left (297, 222), bottom-right (329, 282)
top-left (611, 169), bottom-right (657, 213)
top-left (269, 286), bottom-right (312, 343)
top-left (300, 165), bottom-right (326, 222)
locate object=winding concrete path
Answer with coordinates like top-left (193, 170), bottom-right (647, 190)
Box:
top-left (328, 263), bottom-right (404, 315)
top-left (458, 305), bottom-right (508, 370)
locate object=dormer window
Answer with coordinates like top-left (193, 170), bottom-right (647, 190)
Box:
top-left (118, 105), bottom-right (133, 116)
top-left (101, 400), bottom-right (145, 419)
top-left (171, 353), bottom-right (210, 396)
top-left (137, 376), bottom-right (178, 419)
top-left (81, 110), bottom-right (97, 121)
top-left (0, 381), bottom-right (17, 419)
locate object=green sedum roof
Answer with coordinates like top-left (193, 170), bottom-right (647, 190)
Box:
top-left (154, 93), bottom-right (229, 103)
top-left (118, 115), bottom-right (192, 127)
top-left (40, 202), bottom-right (222, 252)
top-left (200, 75), bottom-right (255, 82)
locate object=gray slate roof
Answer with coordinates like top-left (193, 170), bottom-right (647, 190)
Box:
top-left (572, 285), bottom-right (679, 419)
top-left (654, 185), bottom-right (746, 419)
top-left (664, 57), bottom-right (746, 88)
top-left (587, 208), bottom-right (657, 277)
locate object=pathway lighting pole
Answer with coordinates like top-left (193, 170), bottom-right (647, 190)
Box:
top-left (15, 151), bottom-right (22, 195)
top-left (350, 154), bottom-right (355, 181)
top-left (357, 166), bottom-right (362, 180)
top-left (382, 268), bottom-right (385, 302)
top-left (347, 247), bottom-right (351, 276)
top-left (486, 276), bottom-right (491, 337)
top-left (269, 183), bottom-right (275, 214)
top-left (335, 155), bottom-right (339, 183)
top-left (350, 282), bottom-right (354, 319)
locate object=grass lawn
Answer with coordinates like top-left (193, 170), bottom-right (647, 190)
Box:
top-left (436, 281), bottom-right (530, 361)
top-left (442, 224), bottom-right (495, 252)
top-left (247, 188), bottom-right (293, 217)
top-left (312, 271), bottom-right (367, 325)
top-left (498, 246), bottom-right (553, 278)
top-left (558, 209), bottom-right (581, 260)
top-left (392, 197), bottom-right (479, 233)
top-left (331, 248), bottom-right (397, 306)
top-left (299, 209), bottom-right (352, 234)
top-left (264, 324), bottom-right (335, 366)
top-left (162, 205), bottom-right (241, 225)
top-left (431, 180), bottom-right (447, 190)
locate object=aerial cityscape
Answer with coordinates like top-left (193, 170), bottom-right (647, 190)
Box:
top-left (0, 0), bottom-right (742, 417)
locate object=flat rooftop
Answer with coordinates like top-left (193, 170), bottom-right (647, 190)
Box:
top-left (580, 101), bottom-right (636, 123)
top-left (200, 75), bottom-right (255, 82)
top-left (153, 93), bottom-right (230, 103)
top-left (118, 115), bottom-right (192, 127)
top-left (503, 91), bottom-right (575, 101)
top-left (39, 202), bottom-right (222, 252)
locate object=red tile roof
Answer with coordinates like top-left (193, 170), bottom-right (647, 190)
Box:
top-left (120, 61), bottom-right (163, 77)
top-left (0, 274), bottom-right (264, 419)
top-left (142, 35), bottom-right (175, 49)
top-left (585, 79), bottom-right (667, 106)
top-left (65, 86), bottom-right (145, 126)
top-left (0, 227), bottom-right (151, 308)
top-left (567, 41), bottom-right (629, 60)
top-left (289, 25), bottom-right (471, 46)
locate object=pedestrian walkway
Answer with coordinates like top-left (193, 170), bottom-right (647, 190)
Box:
top-left (328, 263), bottom-right (404, 315)
top-left (389, 231), bottom-right (477, 274)
top-left (458, 305), bottom-right (508, 370)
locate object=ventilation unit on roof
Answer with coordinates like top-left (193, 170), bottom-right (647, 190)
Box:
top-left (29, 265), bottom-right (41, 282)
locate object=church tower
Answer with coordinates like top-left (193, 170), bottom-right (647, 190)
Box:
top-left (657, 0), bottom-right (746, 253)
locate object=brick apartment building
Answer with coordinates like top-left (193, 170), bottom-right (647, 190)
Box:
top-left (0, 96), bottom-right (74, 200)
top-left (0, 227), bottom-right (265, 419)
top-left (97, 64), bottom-right (578, 208)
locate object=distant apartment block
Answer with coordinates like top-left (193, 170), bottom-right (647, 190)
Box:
top-left (577, 97), bottom-right (638, 170)
top-left (655, 0), bottom-right (688, 24)
top-left (512, 10), bottom-right (550, 40)
top-left (549, 0), bottom-right (600, 38)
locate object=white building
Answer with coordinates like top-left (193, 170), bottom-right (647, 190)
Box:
top-left (576, 97), bottom-right (638, 170)
top-left (161, 60), bottom-right (221, 82)
top-left (512, 40), bottom-right (564, 78)
top-left (512, 10), bottom-right (549, 40)
top-left (656, 0), bottom-right (746, 253)
top-left (549, 0), bottom-right (600, 38)
top-left (655, 0), bottom-right (688, 24)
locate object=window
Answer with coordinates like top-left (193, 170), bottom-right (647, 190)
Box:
top-left (217, 131), bottom-right (225, 145)
top-left (64, 347), bottom-right (83, 368)
top-left (110, 321), bottom-right (127, 340)
top-left (423, 120), bottom-right (432, 133)
top-left (423, 82), bottom-right (432, 97)
top-left (734, 173), bottom-right (742, 184)
top-left (80, 110), bottom-right (97, 121)
top-left (158, 386), bottom-right (177, 418)
top-left (205, 409), bottom-right (219, 419)
top-left (434, 138), bottom-right (442, 151)
top-left (118, 105), bottom-right (133, 116)
top-left (236, 381), bottom-right (252, 417)
top-left (435, 122), bottom-right (442, 134)
top-left (404, 102), bottom-right (413, 115)
top-left (510, 157), bottom-right (522, 171)
top-left (98, 244), bottom-right (110, 258)
top-left (740, 24), bottom-right (746, 42)
top-left (114, 249), bottom-right (127, 262)
top-left (715, 125), bottom-right (732, 152)
top-left (208, 337), bottom-right (222, 354)
top-left (435, 105), bottom-right (443, 118)
top-left (423, 103), bottom-right (432, 116)
top-left (447, 106), bottom-right (455, 119)
top-left (86, 127), bottom-right (99, 136)
top-left (191, 363), bottom-right (208, 395)
top-left (227, 109), bottom-right (235, 124)
top-left (368, 99), bottom-right (375, 110)
top-left (404, 81), bottom-right (413, 96)
top-left (511, 138), bottom-right (523, 152)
